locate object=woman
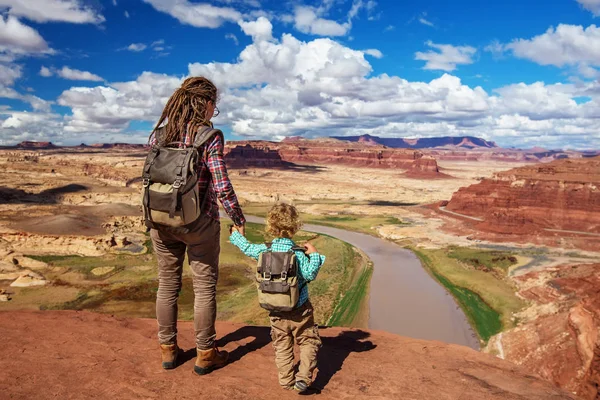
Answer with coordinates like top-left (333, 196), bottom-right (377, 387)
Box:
top-left (149, 77), bottom-right (246, 375)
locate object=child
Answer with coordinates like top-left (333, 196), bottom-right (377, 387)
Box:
top-left (229, 203), bottom-right (326, 393)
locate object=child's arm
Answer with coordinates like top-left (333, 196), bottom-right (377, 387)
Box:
top-left (229, 230), bottom-right (268, 260)
top-left (296, 242), bottom-right (326, 282)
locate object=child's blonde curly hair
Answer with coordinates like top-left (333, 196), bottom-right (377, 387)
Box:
top-left (266, 203), bottom-right (302, 239)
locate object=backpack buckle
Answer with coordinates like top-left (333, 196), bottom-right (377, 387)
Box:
top-left (281, 271), bottom-right (287, 280)
top-left (172, 179), bottom-right (182, 189)
top-left (142, 178), bottom-right (150, 187)
top-left (263, 272), bottom-right (271, 280)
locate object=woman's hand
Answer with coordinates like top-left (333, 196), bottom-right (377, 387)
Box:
top-left (304, 242), bottom-right (317, 254)
top-left (234, 224), bottom-right (245, 236)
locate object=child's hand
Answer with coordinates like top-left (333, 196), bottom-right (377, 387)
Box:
top-left (304, 242), bottom-right (317, 254)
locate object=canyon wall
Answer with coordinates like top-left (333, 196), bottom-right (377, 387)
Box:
top-left (445, 157), bottom-right (600, 234)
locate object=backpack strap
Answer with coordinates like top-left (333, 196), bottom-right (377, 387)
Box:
top-left (192, 126), bottom-right (221, 149)
top-left (291, 245), bottom-right (307, 253)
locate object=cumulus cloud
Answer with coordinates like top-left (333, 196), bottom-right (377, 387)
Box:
top-left (58, 72), bottom-right (181, 133)
top-left (239, 16), bottom-right (272, 41)
top-left (0, 15), bottom-right (51, 56)
top-left (11, 29), bottom-right (600, 149)
top-left (0, 63), bottom-right (21, 85)
top-left (504, 24), bottom-right (600, 70)
top-left (39, 66), bottom-right (52, 77)
top-left (415, 41), bottom-right (477, 71)
top-left (293, 6), bottom-right (350, 36)
top-left (39, 66), bottom-right (104, 82)
top-left (142, 0), bottom-right (241, 28)
top-left (0, 0), bottom-right (104, 24)
top-left (576, 0), bottom-right (600, 16)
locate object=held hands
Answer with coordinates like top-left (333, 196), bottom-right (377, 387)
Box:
top-left (229, 224), bottom-right (246, 236)
top-left (304, 242), bottom-right (317, 254)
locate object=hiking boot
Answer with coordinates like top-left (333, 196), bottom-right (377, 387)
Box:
top-left (160, 343), bottom-right (179, 370)
top-left (294, 380), bottom-right (309, 393)
top-left (193, 347), bottom-right (229, 375)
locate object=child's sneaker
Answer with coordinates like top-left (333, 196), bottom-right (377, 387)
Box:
top-left (294, 381), bottom-right (309, 393)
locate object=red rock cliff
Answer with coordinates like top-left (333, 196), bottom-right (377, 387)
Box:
top-left (445, 157), bottom-right (600, 234)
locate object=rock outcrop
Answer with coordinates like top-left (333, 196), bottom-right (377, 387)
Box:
top-left (224, 144), bottom-right (286, 168)
top-left (0, 310), bottom-right (577, 400)
top-left (486, 263), bottom-right (600, 399)
top-left (445, 157), bottom-right (600, 236)
top-left (224, 139), bottom-right (449, 178)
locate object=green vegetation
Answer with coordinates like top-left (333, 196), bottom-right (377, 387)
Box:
top-left (411, 247), bottom-right (526, 342)
top-left (242, 203), bottom-right (405, 235)
top-left (18, 220), bottom-right (369, 328)
top-left (328, 262), bottom-right (372, 327)
top-left (447, 247), bottom-right (518, 273)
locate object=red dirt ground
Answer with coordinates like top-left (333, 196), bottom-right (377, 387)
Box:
top-left (0, 311), bottom-right (577, 400)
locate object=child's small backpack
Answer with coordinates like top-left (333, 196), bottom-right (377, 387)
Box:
top-left (141, 125), bottom-right (220, 230)
top-left (256, 244), bottom-right (306, 312)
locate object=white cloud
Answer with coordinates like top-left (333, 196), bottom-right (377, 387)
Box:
top-left (0, 0), bottom-right (104, 24)
top-left (142, 0), bottom-right (241, 28)
top-left (56, 66), bottom-right (103, 82)
top-left (124, 10), bottom-right (130, 18)
top-left (113, 0), bottom-right (117, 5)
top-left (576, 0), bottom-right (600, 16)
top-left (239, 16), bottom-right (273, 41)
top-left (384, 24), bottom-right (395, 31)
top-left (504, 24), bottom-right (600, 70)
top-left (363, 48), bottom-right (383, 58)
top-left (7, 29), bottom-right (599, 149)
top-left (418, 12), bottom-right (434, 27)
top-left (58, 72), bottom-right (181, 133)
top-left (127, 43), bottom-right (147, 52)
top-left (225, 33), bottom-right (239, 45)
top-left (293, 6), bottom-right (349, 36)
top-left (39, 66), bottom-right (52, 77)
top-left (415, 41), bottom-right (477, 71)
top-left (0, 15), bottom-right (51, 56)
top-left (39, 66), bottom-right (104, 81)
top-left (0, 63), bottom-right (20, 85)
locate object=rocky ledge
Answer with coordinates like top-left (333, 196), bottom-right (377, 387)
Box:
top-left (0, 310), bottom-right (577, 400)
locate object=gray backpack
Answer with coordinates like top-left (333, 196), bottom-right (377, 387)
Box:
top-left (256, 244), bottom-right (306, 312)
top-left (141, 125), bottom-right (220, 230)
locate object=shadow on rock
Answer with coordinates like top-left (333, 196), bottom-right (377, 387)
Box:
top-left (311, 329), bottom-right (377, 393)
top-left (0, 184), bottom-right (89, 204)
top-left (217, 325), bottom-right (272, 365)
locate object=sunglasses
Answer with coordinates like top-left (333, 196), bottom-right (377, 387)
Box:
top-left (213, 106), bottom-right (220, 118)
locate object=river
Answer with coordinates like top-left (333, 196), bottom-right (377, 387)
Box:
top-left (242, 215), bottom-right (480, 349)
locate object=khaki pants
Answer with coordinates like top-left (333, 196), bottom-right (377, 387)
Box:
top-left (150, 214), bottom-right (220, 350)
top-left (269, 301), bottom-right (322, 387)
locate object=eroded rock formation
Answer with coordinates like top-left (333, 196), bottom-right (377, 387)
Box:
top-left (224, 139), bottom-right (447, 177)
top-left (445, 157), bottom-right (600, 235)
top-left (486, 262), bottom-right (600, 399)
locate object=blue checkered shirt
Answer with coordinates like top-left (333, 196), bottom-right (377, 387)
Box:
top-left (229, 231), bottom-right (326, 308)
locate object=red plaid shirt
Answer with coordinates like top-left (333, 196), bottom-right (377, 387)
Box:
top-left (149, 126), bottom-right (246, 226)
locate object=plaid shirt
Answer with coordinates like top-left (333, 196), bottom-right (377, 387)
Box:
top-left (149, 126), bottom-right (245, 226)
top-left (229, 231), bottom-right (326, 308)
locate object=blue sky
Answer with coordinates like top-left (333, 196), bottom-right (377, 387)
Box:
top-left (1, 0), bottom-right (600, 149)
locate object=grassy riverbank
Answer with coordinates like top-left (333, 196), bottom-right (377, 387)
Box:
top-left (13, 221), bottom-right (368, 328)
top-left (411, 247), bottom-right (526, 342)
top-left (241, 202), bottom-right (404, 235)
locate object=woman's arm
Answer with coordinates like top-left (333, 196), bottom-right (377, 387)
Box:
top-left (206, 133), bottom-right (246, 227)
